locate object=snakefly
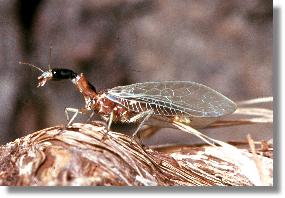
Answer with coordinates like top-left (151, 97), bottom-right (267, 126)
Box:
top-left (20, 62), bottom-right (237, 141)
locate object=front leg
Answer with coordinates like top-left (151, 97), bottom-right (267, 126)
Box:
top-left (65, 107), bottom-right (89, 126)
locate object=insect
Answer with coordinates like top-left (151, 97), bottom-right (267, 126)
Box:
top-left (20, 62), bottom-right (237, 141)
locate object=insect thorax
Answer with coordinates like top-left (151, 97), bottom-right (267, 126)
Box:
top-left (85, 98), bottom-right (96, 110)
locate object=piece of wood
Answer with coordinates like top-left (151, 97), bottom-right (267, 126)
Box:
top-left (0, 123), bottom-right (272, 186)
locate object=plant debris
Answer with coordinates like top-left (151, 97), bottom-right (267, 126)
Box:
top-left (0, 122), bottom-right (272, 186)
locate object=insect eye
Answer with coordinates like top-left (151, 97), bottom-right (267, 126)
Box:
top-left (51, 70), bottom-right (59, 77)
top-left (51, 69), bottom-right (63, 80)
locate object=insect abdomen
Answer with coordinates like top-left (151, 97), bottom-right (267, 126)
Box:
top-left (113, 97), bottom-right (188, 117)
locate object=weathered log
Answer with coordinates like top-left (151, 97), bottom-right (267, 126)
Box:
top-left (0, 123), bottom-right (272, 186)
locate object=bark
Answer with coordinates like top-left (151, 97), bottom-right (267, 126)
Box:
top-left (0, 122), bottom-right (272, 186)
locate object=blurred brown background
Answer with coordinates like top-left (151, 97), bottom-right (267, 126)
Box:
top-left (0, 0), bottom-right (272, 145)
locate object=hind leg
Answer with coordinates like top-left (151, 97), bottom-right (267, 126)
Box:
top-left (128, 110), bottom-right (154, 144)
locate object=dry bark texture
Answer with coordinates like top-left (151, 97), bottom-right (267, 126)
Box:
top-left (0, 123), bottom-right (272, 186)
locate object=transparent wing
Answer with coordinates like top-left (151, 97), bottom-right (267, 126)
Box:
top-left (107, 81), bottom-right (237, 118)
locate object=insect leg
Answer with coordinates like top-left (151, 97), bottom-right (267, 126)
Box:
top-left (65, 107), bottom-right (88, 126)
top-left (107, 111), bottom-right (114, 131)
top-left (86, 111), bottom-right (95, 123)
top-left (100, 111), bottom-right (114, 141)
top-left (129, 110), bottom-right (154, 143)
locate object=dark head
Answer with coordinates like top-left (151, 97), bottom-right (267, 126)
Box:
top-left (50, 68), bottom-right (78, 80)
top-left (19, 61), bottom-right (78, 87)
top-left (37, 68), bottom-right (78, 87)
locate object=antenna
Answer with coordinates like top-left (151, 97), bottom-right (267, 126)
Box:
top-left (19, 61), bottom-right (44, 73)
top-left (20, 46), bottom-right (53, 73)
top-left (48, 46), bottom-right (52, 71)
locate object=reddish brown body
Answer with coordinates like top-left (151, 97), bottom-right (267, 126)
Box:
top-left (75, 73), bottom-right (132, 123)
